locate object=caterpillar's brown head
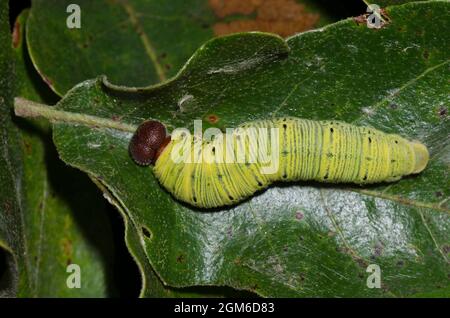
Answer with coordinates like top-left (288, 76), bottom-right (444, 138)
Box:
top-left (129, 120), bottom-right (170, 166)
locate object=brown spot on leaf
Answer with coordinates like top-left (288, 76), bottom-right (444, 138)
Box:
top-left (380, 9), bottom-right (389, 19)
top-left (62, 238), bottom-right (73, 259)
top-left (23, 140), bottom-right (32, 155)
top-left (299, 273), bottom-right (305, 281)
top-left (353, 9), bottom-right (389, 29)
top-left (356, 258), bottom-right (368, 269)
top-left (353, 14), bottom-right (367, 25)
top-left (438, 106), bottom-right (447, 118)
top-left (381, 284), bottom-right (389, 293)
top-left (206, 114), bottom-right (219, 124)
top-left (12, 20), bottom-right (21, 48)
top-left (415, 29), bottom-right (424, 37)
top-left (176, 254), bottom-right (185, 263)
top-left (373, 243), bottom-right (383, 257)
top-left (295, 211), bottom-right (304, 220)
top-left (209, 0), bottom-right (320, 38)
top-left (209, 0), bottom-right (256, 17)
top-left (423, 50), bottom-right (429, 59)
top-left (3, 200), bottom-right (12, 215)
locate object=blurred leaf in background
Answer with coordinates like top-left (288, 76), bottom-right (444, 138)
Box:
top-left (1, 7), bottom-right (116, 297)
top-left (0, 0), bottom-right (21, 297)
top-left (26, 0), bottom-right (336, 96)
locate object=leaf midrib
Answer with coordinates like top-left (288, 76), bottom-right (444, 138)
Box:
top-left (121, 0), bottom-right (167, 82)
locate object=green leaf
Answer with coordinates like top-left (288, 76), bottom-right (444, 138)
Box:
top-left (92, 178), bottom-right (254, 297)
top-left (2, 10), bottom-right (117, 297)
top-left (363, 0), bottom-right (432, 8)
top-left (27, 0), bottom-right (327, 96)
top-left (15, 1), bottom-right (450, 297)
top-left (0, 0), bottom-right (22, 297)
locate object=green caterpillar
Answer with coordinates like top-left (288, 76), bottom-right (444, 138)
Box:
top-left (129, 117), bottom-right (429, 209)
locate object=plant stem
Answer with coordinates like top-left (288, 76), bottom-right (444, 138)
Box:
top-left (14, 97), bottom-right (137, 133)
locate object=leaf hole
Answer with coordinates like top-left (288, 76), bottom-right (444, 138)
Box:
top-left (141, 226), bottom-right (152, 239)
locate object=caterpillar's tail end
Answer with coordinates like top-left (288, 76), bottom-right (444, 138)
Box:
top-left (411, 141), bottom-right (429, 174)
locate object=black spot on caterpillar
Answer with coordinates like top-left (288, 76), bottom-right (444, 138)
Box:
top-left (130, 117), bottom-right (429, 209)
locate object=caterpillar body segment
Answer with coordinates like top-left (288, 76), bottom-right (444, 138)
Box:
top-left (153, 117), bottom-right (429, 208)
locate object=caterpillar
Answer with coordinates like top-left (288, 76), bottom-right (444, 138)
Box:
top-left (129, 117), bottom-right (429, 209)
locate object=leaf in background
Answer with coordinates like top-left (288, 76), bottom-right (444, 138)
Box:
top-left (27, 0), bottom-right (328, 96)
top-left (4, 10), bottom-right (116, 297)
top-left (363, 0), bottom-right (431, 8)
top-left (16, 1), bottom-right (450, 297)
top-left (0, 0), bottom-right (22, 297)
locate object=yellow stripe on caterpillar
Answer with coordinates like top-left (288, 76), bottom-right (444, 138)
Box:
top-left (145, 117), bottom-right (429, 209)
